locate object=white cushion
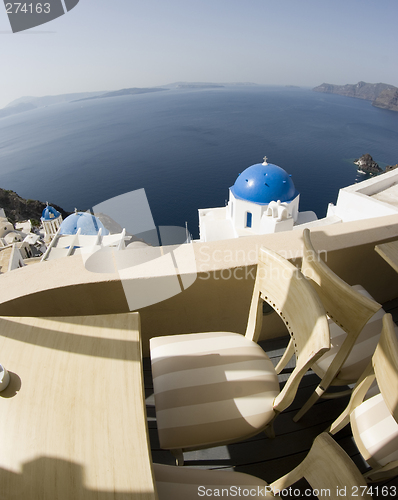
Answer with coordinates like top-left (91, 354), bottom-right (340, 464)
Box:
top-left (153, 463), bottom-right (272, 499)
top-left (351, 393), bottom-right (398, 467)
top-left (150, 332), bottom-right (279, 451)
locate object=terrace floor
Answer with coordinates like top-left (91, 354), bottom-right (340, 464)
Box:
top-left (144, 298), bottom-right (398, 498)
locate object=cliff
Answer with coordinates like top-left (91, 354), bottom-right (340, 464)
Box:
top-left (372, 87), bottom-right (398, 112)
top-left (0, 188), bottom-right (70, 225)
top-left (313, 81), bottom-right (398, 112)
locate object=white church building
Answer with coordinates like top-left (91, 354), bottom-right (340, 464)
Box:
top-left (41, 204), bottom-right (63, 243)
top-left (198, 157), bottom-right (318, 242)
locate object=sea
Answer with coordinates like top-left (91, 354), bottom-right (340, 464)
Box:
top-left (1, 85), bottom-right (398, 239)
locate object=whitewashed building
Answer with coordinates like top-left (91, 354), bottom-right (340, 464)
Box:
top-left (198, 157), bottom-right (317, 242)
top-left (41, 211), bottom-right (130, 261)
top-left (41, 204), bottom-right (63, 243)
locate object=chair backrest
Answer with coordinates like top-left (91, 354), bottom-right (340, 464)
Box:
top-left (154, 433), bottom-right (370, 500)
top-left (245, 246), bottom-right (330, 412)
top-left (301, 228), bottom-right (381, 337)
top-left (271, 433), bottom-right (372, 499)
top-left (329, 313), bottom-right (398, 436)
top-left (373, 313), bottom-right (398, 421)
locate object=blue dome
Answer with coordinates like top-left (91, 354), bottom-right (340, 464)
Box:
top-left (41, 205), bottom-right (61, 221)
top-left (230, 162), bottom-right (298, 204)
top-left (59, 212), bottom-right (109, 236)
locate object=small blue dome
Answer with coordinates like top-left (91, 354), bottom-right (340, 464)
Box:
top-left (41, 205), bottom-right (61, 221)
top-left (59, 212), bottom-right (109, 236)
top-left (230, 162), bottom-right (298, 204)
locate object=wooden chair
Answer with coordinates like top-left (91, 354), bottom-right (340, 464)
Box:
top-left (150, 247), bottom-right (330, 465)
top-left (284, 228), bottom-right (383, 422)
top-left (153, 432), bottom-right (372, 499)
top-left (329, 313), bottom-right (398, 482)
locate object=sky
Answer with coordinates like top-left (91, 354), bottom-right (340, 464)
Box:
top-left (0, 0), bottom-right (397, 108)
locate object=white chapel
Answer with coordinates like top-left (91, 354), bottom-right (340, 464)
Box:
top-left (198, 157), bottom-right (318, 242)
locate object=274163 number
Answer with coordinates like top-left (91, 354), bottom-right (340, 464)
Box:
top-left (5, 3), bottom-right (50, 14)
top-left (352, 485), bottom-right (397, 496)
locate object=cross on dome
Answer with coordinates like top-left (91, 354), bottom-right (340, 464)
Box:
top-left (262, 156), bottom-right (268, 165)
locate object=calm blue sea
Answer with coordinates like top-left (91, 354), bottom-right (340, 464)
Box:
top-left (1, 86), bottom-right (398, 239)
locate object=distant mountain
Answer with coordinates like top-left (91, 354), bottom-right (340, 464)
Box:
top-left (5, 91), bottom-right (107, 109)
top-left (313, 81), bottom-right (398, 112)
top-left (0, 82), bottom-right (261, 121)
top-left (73, 87), bottom-right (168, 102)
top-left (1, 91), bottom-right (108, 120)
top-left (1, 88), bottom-right (169, 119)
top-left (175, 84), bottom-right (224, 89)
top-left (0, 102), bottom-right (36, 119)
top-left (163, 82), bottom-right (259, 89)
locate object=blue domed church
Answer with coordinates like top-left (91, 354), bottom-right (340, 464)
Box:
top-left (198, 157), bottom-right (317, 242)
top-left (41, 204), bottom-right (63, 243)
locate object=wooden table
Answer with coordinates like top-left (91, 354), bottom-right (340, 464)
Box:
top-left (0, 312), bottom-right (158, 499)
top-left (375, 240), bottom-right (398, 273)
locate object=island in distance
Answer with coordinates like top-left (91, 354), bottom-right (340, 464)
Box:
top-left (355, 153), bottom-right (398, 175)
top-left (0, 88), bottom-right (168, 119)
top-left (313, 81), bottom-right (398, 112)
top-left (73, 87), bottom-right (168, 102)
top-left (0, 82), bottom-right (258, 120)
